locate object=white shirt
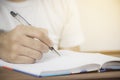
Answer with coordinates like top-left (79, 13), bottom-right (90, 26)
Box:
top-left (0, 0), bottom-right (84, 49)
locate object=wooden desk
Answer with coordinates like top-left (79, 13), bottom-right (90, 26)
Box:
top-left (0, 52), bottom-right (120, 80)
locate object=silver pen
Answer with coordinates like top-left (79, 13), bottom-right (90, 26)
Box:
top-left (10, 11), bottom-right (61, 56)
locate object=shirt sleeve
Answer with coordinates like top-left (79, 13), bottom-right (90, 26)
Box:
top-left (59, 0), bottom-right (84, 48)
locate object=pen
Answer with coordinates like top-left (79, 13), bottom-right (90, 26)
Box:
top-left (10, 11), bottom-right (61, 56)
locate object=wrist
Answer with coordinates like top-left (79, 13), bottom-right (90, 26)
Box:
top-left (0, 30), bottom-right (5, 42)
top-left (0, 29), bottom-right (5, 34)
top-left (0, 30), bottom-right (5, 59)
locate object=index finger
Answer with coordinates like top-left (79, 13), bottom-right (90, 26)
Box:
top-left (20, 25), bottom-right (53, 47)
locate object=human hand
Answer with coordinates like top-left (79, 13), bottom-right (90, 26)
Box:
top-left (0, 25), bottom-right (53, 64)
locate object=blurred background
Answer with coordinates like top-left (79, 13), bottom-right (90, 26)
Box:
top-left (77, 0), bottom-right (120, 52)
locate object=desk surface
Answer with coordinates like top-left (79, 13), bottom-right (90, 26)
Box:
top-left (0, 52), bottom-right (120, 80)
top-left (0, 68), bottom-right (120, 80)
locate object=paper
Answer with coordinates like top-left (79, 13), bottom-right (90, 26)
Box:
top-left (0, 50), bottom-right (120, 76)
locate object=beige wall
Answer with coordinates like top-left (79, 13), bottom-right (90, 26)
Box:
top-left (77, 0), bottom-right (120, 51)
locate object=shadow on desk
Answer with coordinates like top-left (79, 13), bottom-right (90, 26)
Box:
top-left (0, 68), bottom-right (120, 80)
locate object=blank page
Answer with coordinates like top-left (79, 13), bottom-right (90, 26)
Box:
top-left (0, 50), bottom-right (120, 76)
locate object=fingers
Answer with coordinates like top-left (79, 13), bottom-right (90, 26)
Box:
top-left (20, 35), bottom-right (49, 53)
top-left (18, 25), bottom-right (53, 47)
top-left (0, 25), bottom-right (52, 64)
top-left (13, 56), bottom-right (35, 64)
top-left (17, 45), bottom-right (43, 60)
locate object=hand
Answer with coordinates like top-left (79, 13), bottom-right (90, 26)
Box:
top-left (0, 25), bottom-right (53, 64)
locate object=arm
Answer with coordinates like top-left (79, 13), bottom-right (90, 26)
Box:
top-left (0, 30), bottom-right (5, 59)
top-left (0, 29), bottom-right (5, 34)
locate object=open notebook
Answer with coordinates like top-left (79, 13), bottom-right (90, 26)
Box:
top-left (0, 50), bottom-right (120, 77)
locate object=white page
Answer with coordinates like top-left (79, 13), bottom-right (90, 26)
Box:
top-left (39, 52), bottom-right (100, 72)
top-left (0, 50), bottom-right (98, 76)
top-left (0, 50), bottom-right (120, 76)
top-left (37, 50), bottom-right (120, 72)
top-left (89, 54), bottom-right (120, 65)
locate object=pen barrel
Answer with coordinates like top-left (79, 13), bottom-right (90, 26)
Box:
top-left (15, 15), bottom-right (29, 25)
top-left (10, 11), bottom-right (31, 26)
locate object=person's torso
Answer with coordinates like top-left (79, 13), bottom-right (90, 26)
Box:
top-left (0, 0), bottom-right (68, 49)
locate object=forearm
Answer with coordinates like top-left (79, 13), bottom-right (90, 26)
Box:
top-left (0, 29), bottom-right (5, 42)
top-left (0, 29), bottom-right (5, 58)
top-left (0, 29), bottom-right (5, 34)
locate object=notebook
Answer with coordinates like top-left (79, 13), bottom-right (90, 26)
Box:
top-left (0, 50), bottom-right (120, 77)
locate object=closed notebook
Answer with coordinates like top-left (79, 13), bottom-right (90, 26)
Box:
top-left (0, 50), bottom-right (120, 77)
